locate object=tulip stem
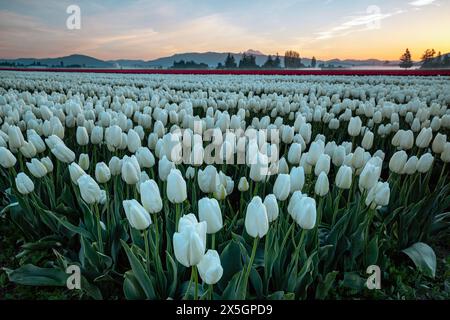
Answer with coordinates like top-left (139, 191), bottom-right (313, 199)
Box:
top-left (143, 229), bottom-right (151, 275)
top-left (193, 265), bottom-right (199, 300)
top-left (332, 188), bottom-right (344, 225)
top-left (208, 284), bottom-right (213, 300)
top-left (241, 236), bottom-right (259, 299)
top-left (175, 203), bottom-right (181, 231)
top-left (94, 204), bottom-right (104, 253)
top-left (211, 233), bottom-right (216, 250)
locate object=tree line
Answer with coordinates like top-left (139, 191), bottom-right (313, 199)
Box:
top-left (172, 51), bottom-right (317, 69)
top-left (399, 48), bottom-right (450, 69)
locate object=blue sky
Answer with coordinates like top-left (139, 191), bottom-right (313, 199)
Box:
top-left (0, 0), bottom-right (448, 60)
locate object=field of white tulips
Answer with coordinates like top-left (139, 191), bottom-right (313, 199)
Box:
top-left (0, 70), bottom-right (449, 300)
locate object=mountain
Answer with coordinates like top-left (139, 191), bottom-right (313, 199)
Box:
top-left (0, 51), bottom-right (402, 69)
top-left (0, 54), bottom-right (113, 68)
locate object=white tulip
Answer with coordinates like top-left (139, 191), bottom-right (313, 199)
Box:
top-left (0, 147), bottom-right (17, 168)
top-left (197, 250), bottom-right (223, 285)
top-left (167, 169), bottom-right (187, 204)
top-left (291, 196), bottom-right (316, 229)
top-left (263, 194), bottom-right (279, 222)
top-left (198, 197), bottom-right (223, 234)
top-left (76, 126), bottom-right (89, 146)
top-left (121, 155), bottom-right (141, 185)
top-left (315, 153), bottom-right (330, 176)
top-left (77, 175), bottom-right (101, 204)
top-left (415, 127), bottom-right (432, 149)
top-left (441, 143), bottom-right (450, 163)
top-left (78, 153), bottom-right (90, 171)
top-left (389, 151), bottom-right (407, 174)
top-left (108, 156), bottom-right (122, 175)
top-left (359, 162), bottom-right (381, 190)
top-left (26, 158), bottom-right (47, 178)
top-left (127, 129), bottom-right (141, 153)
top-left (238, 176), bottom-right (250, 192)
top-left (335, 165), bottom-right (352, 189)
top-left (15, 172), bottom-right (34, 194)
top-left (69, 162), bottom-right (86, 185)
top-left (95, 162), bottom-right (111, 183)
top-left (315, 171), bottom-right (329, 196)
top-left (198, 165), bottom-right (220, 193)
top-left (158, 155), bottom-right (175, 181)
top-left (245, 196), bottom-right (269, 238)
top-left (40, 156), bottom-right (53, 172)
top-left (416, 153), bottom-right (434, 173)
top-left (123, 199), bottom-right (152, 230)
top-left (173, 214), bottom-right (207, 267)
top-left (273, 173), bottom-right (290, 201)
top-left (348, 116), bottom-right (362, 137)
top-left (432, 133), bottom-right (446, 154)
top-left (290, 166), bottom-right (305, 193)
top-left (287, 143), bottom-right (302, 164)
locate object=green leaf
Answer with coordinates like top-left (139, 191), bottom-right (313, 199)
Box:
top-left (267, 291), bottom-right (295, 300)
top-left (123, 270), bottom-right (146, 300)
top-left (221, 271), bottom-right (242, 300)
top-left (402, 242), bottom-right (437, 278)
top-left (121, 240), bottom-right (157, 299)
top-left (218, 239), bottom-right (243, 292)
top-left (165, 251), bottom-right (178, 298)
top-left (315, 271), bottom-right (338, 299)
top-left (46, 210), bottom-right (93, 241)
top-left (4, 264), bottom-right (67, 286)
top-left (365, 235), bottom-right (379, 266)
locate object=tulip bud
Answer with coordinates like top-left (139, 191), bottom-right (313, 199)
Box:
top-left (197, 250), bottom-right (223, 285)
top-left (199, 197), bottom-right (223, 234)
top-left (40, 156), bottom-right (53, 172)
top-left (0, 146), bottom-right (17, 168)
top-left (332, 146), bottom-right (346, 167)
top-left (77, 174), bottom-right (101, 204)
top-left (19, 141), bottom-right (37, 158)
top-left (352, 147), bottom-right (365, 169)
top-left (290, 166), bottom-right (305, 193)
top-left (314, 153), bottom-right (330, 176)
top-left (8, 126), bottom-right (25, 150)
top-left (273, 174), bottom-right (290, 201)
top-left (121, 155), bottom-right (141, 185)
top-left (198, 165), bottom-right (220, 193)
top-left (123, 199), bottom-right (152, 230)
top-left (69, 162), bottom-right (86, 185)
top-left (108, 156), bottom-right (122, 175)
top-left (105, 125), bottom-right (122, 148)
top-left (158, 155), bottom-right (175, 182)
top-left (287, 143), bottom-right (302, 165)
top-left (91, 126), bottom-right (103, 145)
top-left (348, 116), bottom-right (362, 137)
top-left (51, 143), bottom-right (75, 163)
top-left (361, 131), bottom-right (374, 150)
top-left (335, 165), bottom-right (352, 189)
top-left (127, 129), bottom-right (141, 153)
top-left (140, 179), bottom-right (163, 213)
top-left (185, 166), bottom-right (195, 180)
top-left (78, 153), bottom-right (90, 171)
top-left (291, 196), bottom-right (316, 229)
top-left (315, 172), bottom-right (329, 196)
top-left (167, 169), bottom-right (187, 204)
top-left (249, 152), bottom-right (269, 182)
top-left (416, 153), bottom-right (434, 173)
top-left (365, 181), bottom-right (390, 209)
top-left (15, 172), bottom-right (34, 194)
top-left (416, 127), bottom-right (432, 149)
top-left (27, 130), bottom-right (46, 153)
top-left (135, 147), bottom-right (155, 168)
top-left (359, 162), bottom-right (381, 190)
top-left (441, 143), bottom-right (450, 163)
top-left (95, 162), bottom-right (111, 183)
top-left (213, 184), bottom-right (227, 200)
top-left (76, 126), bottom-right (89, 146)
top-left (403, 156), bottom-right (418, 175)
top-left (307, 141), bottom-right (324, 165)
top-left (245, 196), bottom-right (269, 238)
top-left (432, 133), bottom-right (446, 154)
top-left (263, 194), bottom-right (279, 222)
top-left (238, 176), bottom-right (249, 192)
top-left (389, 151), bottom-right (407, 174)
top-left (173, 214), bottom-right (207, 267)
top-left (26, 158), bottom-right (47, 178)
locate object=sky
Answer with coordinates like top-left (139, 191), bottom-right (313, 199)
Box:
top-left (0, 0), bottom-right (449, 61)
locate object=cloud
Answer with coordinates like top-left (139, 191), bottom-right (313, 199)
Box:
top-left (409, 0), bottom-right (436, 6)
top-left (315, 8), bottom-right (404, 40)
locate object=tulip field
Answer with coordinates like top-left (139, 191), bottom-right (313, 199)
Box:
top-left (0, 70), bottom-right (449, 300)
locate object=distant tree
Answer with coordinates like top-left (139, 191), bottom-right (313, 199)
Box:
top-left (421, 48), bottom-right (436, 68)
top-left (262, 55), bottom-right (274, 68)
top-left (172, 60), bottom-right (208, 69)
top-left (217, 62), bottom-right (223, 69)
top-left (60, 61), bottom-right (64, 67)
top-left (311, 56), bottom-right (317, 68)
top-left (273, 54), bottom-right (281, 68)
top-left (224, 53), bottom-right (237, 68)
top-left (239, 53), bottom-right (258, 69)
top-left (399, 48), bottom-right (413, 69)
top-left (284, 50), bottom-right (303, 68)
